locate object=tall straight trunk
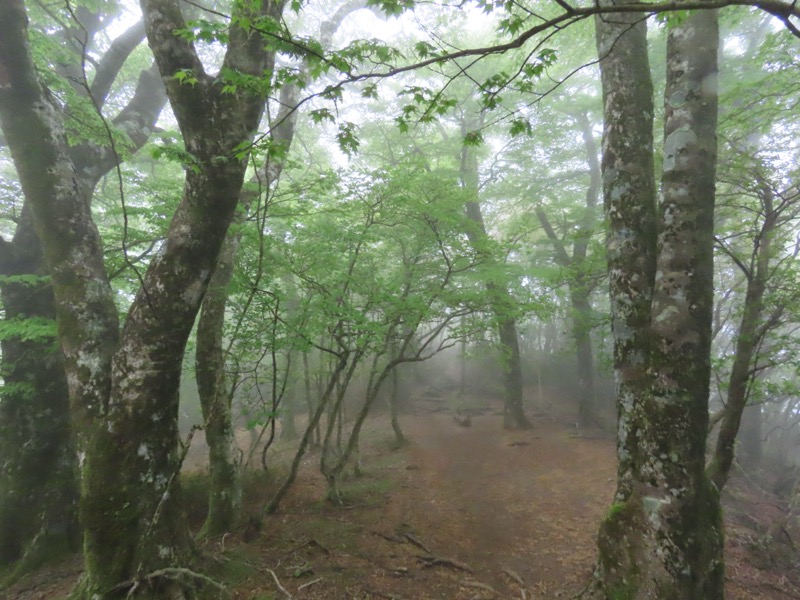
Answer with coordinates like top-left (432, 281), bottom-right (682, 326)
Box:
top-left (460, 122), bottom-right (531, 429)
top-left (592, 7), bottom-right (724, 598)
top-left (195, 229), bottom-right (242, 538)
top-left (708, 183), bottom-right (776, 489)
top-left (195, 83), bottom-right (297, 536)
top-left (572, 290), bottom-right (596, 426)
top-left (389, 355), bottom-right (406, 446)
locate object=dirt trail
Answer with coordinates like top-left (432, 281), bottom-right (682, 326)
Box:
top-left (387, 412), bottom-right (616, 597)
top-left (4, 400), bottom-right (797, 599)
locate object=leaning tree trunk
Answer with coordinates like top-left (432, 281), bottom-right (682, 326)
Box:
top-left (592, 7), bottom-right (724, 599)
top-left (708, 183), bottom-right (776, 489)
top-left (0, 209), bottom-right (79, 572)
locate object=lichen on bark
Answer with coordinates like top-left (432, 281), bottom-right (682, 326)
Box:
top-left (591, 5), bottom-right (724, 598)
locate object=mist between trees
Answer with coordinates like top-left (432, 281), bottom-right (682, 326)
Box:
top-left (0, 0), bottom-right (799, 598)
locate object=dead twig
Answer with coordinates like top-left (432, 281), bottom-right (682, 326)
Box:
top-left (117, 567), bottom-right (230, 599)
top-left (267, 568), bottom-right (292, 599)
top-left (462, 579), bottom-right (500, 595)
top-left (297, 577), bottom-right (323, 591)
top-left (502, 566), bottom-right (525, 586)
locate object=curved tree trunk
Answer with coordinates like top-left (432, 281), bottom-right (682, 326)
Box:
top-left (0, 8), bottom-right (164, 578)
top-left (1, 0), bottom-right (281, 596)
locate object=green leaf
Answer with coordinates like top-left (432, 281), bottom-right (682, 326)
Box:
top-left (463, 130), bottom-right (484, 147)
top-left (361, 83), bottom-right (379, 99)
top-left (336, 122), bottom-right (360, 156)
top-left (509, 118), bottom-right (532, 137)
top-left (173, 68), bottom-right (199, 87)
top-left (309, 108), bottom-right (335, 124)
top-left (0, 316), bottom-right (58, 342)
top-left (366, 0), bottom-right (415, 17)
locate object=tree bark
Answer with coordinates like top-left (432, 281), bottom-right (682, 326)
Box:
top-left (1, 0), bottom-right (280, 595)
top-left (0, 6), bottom-right (166, 577)
top-left (592, 7), bottom-right (724, 598)
top-left (0, 209), bottom-right (79, 572)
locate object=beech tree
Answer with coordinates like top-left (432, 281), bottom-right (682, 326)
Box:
top-left (1, 0), bottom-right (284, 594)
top-left (591, 6), bottom-right (724, 598)
top-left (0, 3), bottom-right (165, 577)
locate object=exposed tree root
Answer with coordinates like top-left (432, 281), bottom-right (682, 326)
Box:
top-left (417, 554), bottom-right (474, 573)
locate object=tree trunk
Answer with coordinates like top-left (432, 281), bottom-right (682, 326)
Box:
top-left (535, 111), bottom-right (601, 427)
top-left (572, 289), bottom-right (597, 427)
top-left (0, 210), bottom-right (79, 572)
top-left (708, 185), bottom-right (775, 489)
top-left (592, 7), bottom-right (724, 598)
top-left (1, 0), bottom-right (282, 595)
top-left (195, 84), bottom-right (298, 532)
top-left (195, 230), bottom-right (241, 537)
top-left (389, 360), bottom-right (406, 447)
top-left (460, 120), bottom-right (531, 430)
top-left (0, 6), bottom-right (165, 577)
top-left (497, 315), bottom-right (531, 429)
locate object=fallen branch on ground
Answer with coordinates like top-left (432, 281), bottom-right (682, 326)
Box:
top-left (267, 568), bottom-right (292, 599)
top-left (297, 577), bottom-right (323, 591)
top-left (462, 579), bottom-right (500, 595)
top-left (502, 566), bottom-right (525, 586)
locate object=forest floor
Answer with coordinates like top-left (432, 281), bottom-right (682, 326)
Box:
top-left (4, 392), bottom-right (800, 599)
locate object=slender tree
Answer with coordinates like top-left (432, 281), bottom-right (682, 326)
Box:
top-left (460, 117), bottom-right (532, 429)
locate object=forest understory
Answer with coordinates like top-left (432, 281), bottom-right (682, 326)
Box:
top-left (4, 389), bottom-right (799, 600)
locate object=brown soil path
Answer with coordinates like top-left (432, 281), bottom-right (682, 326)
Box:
top-left (391, 413), bottom-right (616, 597)
top-left (4, 405), bottom-right (798, 599)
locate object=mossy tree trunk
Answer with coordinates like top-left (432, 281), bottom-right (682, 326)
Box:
top-left (592, 7), bottom-right (724, 598)
top-left (1, 0), bottom-right (280, 596)
top-left (0, 209), bottom-right (79, 572)
top-left (0, 9), bottom-right (164, 578)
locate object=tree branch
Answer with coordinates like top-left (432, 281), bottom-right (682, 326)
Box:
top-left (90, 19), bottom-right (147, 107)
